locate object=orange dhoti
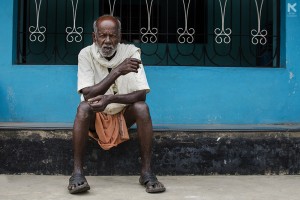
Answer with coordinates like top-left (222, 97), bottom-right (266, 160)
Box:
top-left (89, 111), bottom-right (129, 150)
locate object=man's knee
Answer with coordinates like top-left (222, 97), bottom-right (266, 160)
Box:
top-left (132, 101), bottom-right (149, 111)
top-left (132, 101), bottom-right (151, 119)
top-left (76, 101), bottom-right (93, 119)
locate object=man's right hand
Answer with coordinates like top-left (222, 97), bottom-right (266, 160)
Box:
top-left (115, 58), bottom-right (141, 75)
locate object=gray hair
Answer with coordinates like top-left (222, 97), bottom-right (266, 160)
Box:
top-left (93, 15), bottom-right (121, 36)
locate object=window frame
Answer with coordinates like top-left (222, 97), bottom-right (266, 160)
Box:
top-left (15, 0), bottom-right (284, 68)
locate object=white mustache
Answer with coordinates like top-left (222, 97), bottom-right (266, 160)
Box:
top-left (103, 46), bottom-right (113, 49)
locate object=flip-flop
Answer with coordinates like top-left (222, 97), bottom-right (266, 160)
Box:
top-left (68, 173), bottom-right (90, 194)
top-left (139, 172), bottom-right (166, 193)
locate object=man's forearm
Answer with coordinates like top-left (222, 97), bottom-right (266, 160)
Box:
top-left (109, 90), bottom-right (147, 105)
top-left (82, 69), bottom-right (120, 100)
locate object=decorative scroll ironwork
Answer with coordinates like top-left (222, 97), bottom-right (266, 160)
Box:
top-left (108, 0), bottom-right (116, 15)
top-left (65, 0), bottom-right (83, 43)
top-left (177, 0), bottom-right (195, 43)
top-left (251, 0), bottom-right (268, 45)
top-left (29, 0), bottom-right (46, 42)
top-left (214, 0), bottom-right (232, 44)
top-left (140, 0), bottom-right (158, 43)
top-left (17, 0), bottom-right (280, 67)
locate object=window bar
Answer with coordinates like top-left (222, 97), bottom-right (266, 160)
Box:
top-left (177, 0), bottom-right (195, 44)
top-left (54, 0), bottom-right (58, 63)
top-left (276, 0), bottom-right (280, 68)
top-left (65, 0), bottom-right (83, 43)
top-left (214, 0), bottom-right (232, 44)
top-left (251, 0), bottom-right (267, 45)
top-left (28, 0), bottom-right (46, 42)
top-left (140, 0), bottom-right (157, 43)
top-left (19, 0), bottom-right (27, 63)
top-left (108, 0), bottom-right (116, 15)
top-left (239, 0), bottom-right (242, 66)
top-left (129, 0), bottom-right (131, 43)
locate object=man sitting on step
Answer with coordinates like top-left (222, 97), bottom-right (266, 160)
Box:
top-left (67, 15), bottom-right (166, 194)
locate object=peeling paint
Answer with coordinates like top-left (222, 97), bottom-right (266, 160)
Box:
top-left (207, 115), bottom-right (222, 123)
top-left (289, 71), bottom-right (295, 80)
top-left (41, 158), bottom-right (53, 164)
top-left (6, 87), bottom-right (16, 120)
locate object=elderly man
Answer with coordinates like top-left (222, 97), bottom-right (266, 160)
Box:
top-left (67, 15), bottom-right (166, 194)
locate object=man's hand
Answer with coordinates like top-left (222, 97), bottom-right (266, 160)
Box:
top-left (87, 95), bottom-right (112, 112)
top-left (115, 58), bottom-right (141, 75)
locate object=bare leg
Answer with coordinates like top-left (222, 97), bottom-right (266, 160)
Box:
top-left (73, 101), bottom-right (95, 174)
top-left (124, 101), bottom-right (165, 193)
top-left (68, 101), bottom-right (95, 193)
top-left (124, 101), bottom-right (153, 174)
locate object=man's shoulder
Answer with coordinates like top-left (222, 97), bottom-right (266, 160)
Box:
top-left (78, 45), bottom-right (92, 58)
top-left (118, 43), bottom-right (141, 57)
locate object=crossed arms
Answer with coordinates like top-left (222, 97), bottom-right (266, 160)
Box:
top-left (80, 58), bottom-right (147, 112)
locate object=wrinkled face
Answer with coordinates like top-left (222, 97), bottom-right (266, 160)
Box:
top-left (94, 18), bottom-right (120, 58)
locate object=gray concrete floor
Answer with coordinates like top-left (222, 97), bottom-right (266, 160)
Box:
top-left (0, 175), bottom-right (299, 200)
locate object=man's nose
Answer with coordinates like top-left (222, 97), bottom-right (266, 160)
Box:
top-left (104, 36), bottom-right (111, 43)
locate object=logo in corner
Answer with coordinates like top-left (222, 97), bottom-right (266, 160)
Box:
top-left (287, 3), bottom-right (297, 17)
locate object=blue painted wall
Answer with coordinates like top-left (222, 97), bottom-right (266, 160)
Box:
top-left (0, 0), bottom-right (299, 125)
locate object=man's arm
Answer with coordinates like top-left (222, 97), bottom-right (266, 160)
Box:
top-left (81, 58), bottom-right (141, 100)
top-left (87, 90), bottom-right (147, 112)
top-left (81, 69), bottom-right (119, 100)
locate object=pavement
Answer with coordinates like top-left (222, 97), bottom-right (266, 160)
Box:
top-left (0, 175), bottom-right (299, 200)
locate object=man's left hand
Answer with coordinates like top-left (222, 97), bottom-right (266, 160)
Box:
top-left (87, 95), bottom-right (112, 112)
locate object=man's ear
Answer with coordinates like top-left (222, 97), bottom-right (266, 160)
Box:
top-left (92, 32), bottom-right (96, 43)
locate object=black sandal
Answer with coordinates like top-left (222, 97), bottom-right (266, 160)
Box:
top-left (139, 172), bottom-right (166, 193)
top-left (68, 173), bottom-right (90, 194)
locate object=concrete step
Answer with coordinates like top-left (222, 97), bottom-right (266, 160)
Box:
top-left (1, 127), bottom-right (300, 175)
